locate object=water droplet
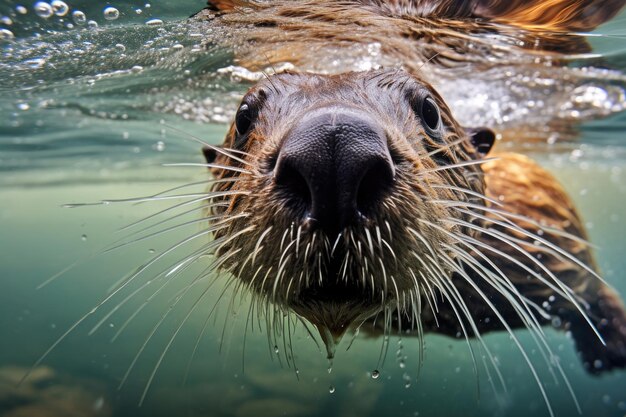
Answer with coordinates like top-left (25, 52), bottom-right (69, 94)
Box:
top-left (329, 385), bottom-right (335, 394)
top-left (72, 10), bottom-right (86, 25)
top-left (51, 0), bottom-right (68, 16)
top-left (371, 370), bottom-right (380, 379)
top-left (34, 2), bottom-right (53, 18)
top-left (16, 5), bottom-right (28, 14)
top-left (103, 6), bottom-right (119, 21)
top-left (81, 234), bottom-right (87, 241)
top-left (146, 18), bottom-right (163, 26)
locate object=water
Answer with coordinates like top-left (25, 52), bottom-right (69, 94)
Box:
top-left (1, 2), bottom-right (626, 417)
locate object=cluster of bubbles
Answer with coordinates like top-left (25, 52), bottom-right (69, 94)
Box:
top-left (33, 1), bottom-right (99, 28)
top-left (0, 1), bottom-right (162, 39)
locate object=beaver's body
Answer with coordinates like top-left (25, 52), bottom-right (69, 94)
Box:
top-left (195, 0), bottom-right (626, 374)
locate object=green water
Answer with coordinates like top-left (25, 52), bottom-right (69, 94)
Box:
top-left (1, 2), bottom-right (626, 417)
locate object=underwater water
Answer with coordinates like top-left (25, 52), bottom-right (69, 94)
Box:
top-left (1, 1), bottom-right (626, 417)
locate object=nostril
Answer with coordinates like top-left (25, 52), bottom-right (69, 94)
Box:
top-left (274, 161), bottom-right (312, 214)
top-left (356, 160), bottom-right (394, 216)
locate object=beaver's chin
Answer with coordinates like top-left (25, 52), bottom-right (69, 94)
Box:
top-left (287, 270), bottom-right (386, 359)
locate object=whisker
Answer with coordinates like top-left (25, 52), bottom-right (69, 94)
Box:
top-left (438, 252), bottom-right (557, 417)
top-left (418, 157), bottom-right (498, 176)
top-left (441, 203), bottom-right (602, 282)
top-left (445, 217), bottom-right (605, 345)
top-left (132, 178), bottom-right (241, 207)
top-left (103, 213), bottom-right (248, 253)
top-left (161, 123), bottom-right (252, 166)
top-left (163, 162), bottom-right (252, 175)
top-left (429, 184), bottom-right (503, 207)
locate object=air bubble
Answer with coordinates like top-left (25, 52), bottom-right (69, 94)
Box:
top-left (0, 29), bottom-right (14, 40)
top-left (16, 5), bottom-right (28, 14)
top-left (135, 8), bottom-right (142, 14)
top-left (146, 18), bottom-right (163, 26)
top-left (103, 6), bottom-right (119, 21)
top-left (371, 370), bottom-right (380, 379)
top-left (72, 10), bottom-right (86, 25)
top-left (115, 43), bottom-right (126, 52)
top-left (329, 385), bottom-right (335, 394)
top-left (34, 2), bottom-right (53, 18)
top-left (1, 16), bottom-right (13, 25)
top-left (87, 20), bottom-right (98, 28)
top-left (51, 0), bottom-right (69, 16)
top-left (16, 103), bottom-right (29, 111)
top-left (153, 141), bottom-right (165, 152)
top-left (81, 234), bottom-right (87, 241)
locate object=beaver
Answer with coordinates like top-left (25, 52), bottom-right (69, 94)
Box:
top-left (194, 0), bottom-right (626, 377)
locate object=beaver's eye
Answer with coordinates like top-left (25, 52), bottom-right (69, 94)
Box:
top-left (235, 103), bottom-right (255, 136)
top-left (421, 97), bottom-right (441, 132)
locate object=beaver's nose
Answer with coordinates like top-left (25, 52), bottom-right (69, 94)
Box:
top-left (274, 109), bottom-right (395, 233)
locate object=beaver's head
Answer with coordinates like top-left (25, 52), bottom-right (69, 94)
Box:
top-left (204, 69), bottom-right (494, 352)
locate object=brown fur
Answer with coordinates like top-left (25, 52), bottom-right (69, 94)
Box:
top-left (198, 0), bottom-right (626, 372)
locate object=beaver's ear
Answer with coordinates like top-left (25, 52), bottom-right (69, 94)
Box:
top-left (465, 127), bottom-right (495, 157)
top-left (471, 0), bottom-right (626, 32)
top-left (202, 146), bottom-right (217, 164)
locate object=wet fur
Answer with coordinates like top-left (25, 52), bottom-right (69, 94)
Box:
top-left (198, 0), bottom-right (626, 377)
